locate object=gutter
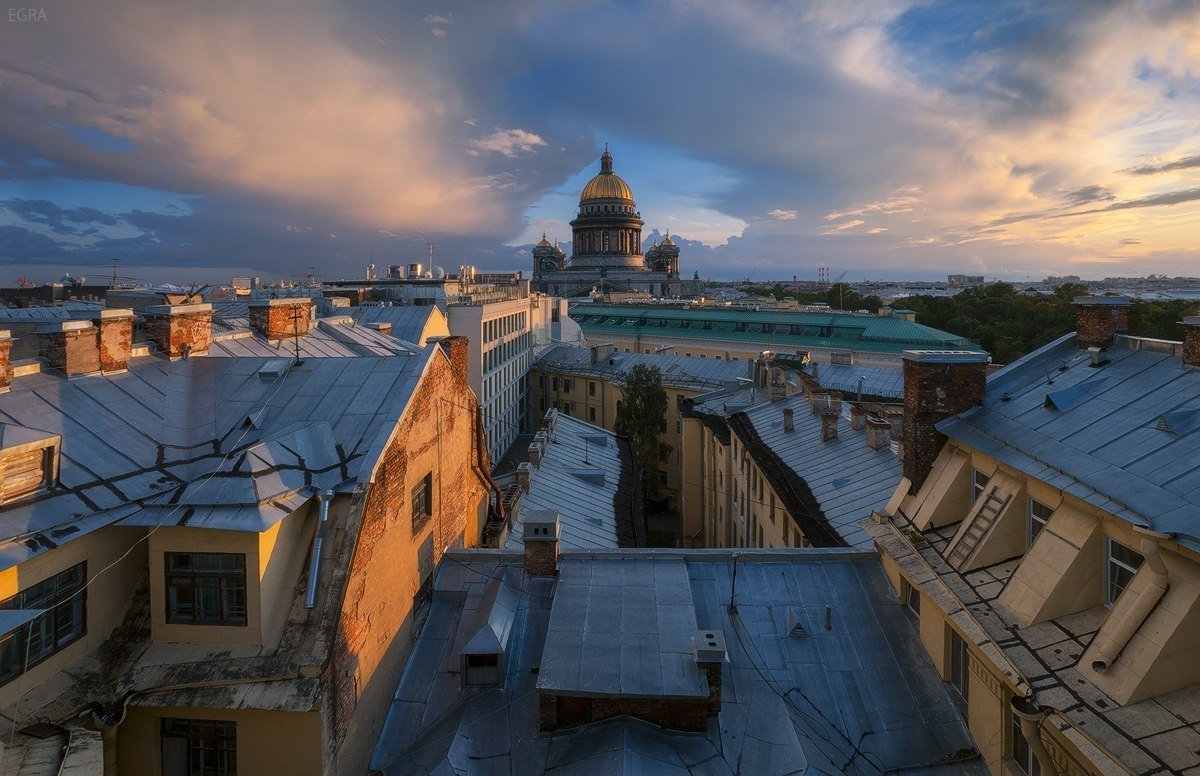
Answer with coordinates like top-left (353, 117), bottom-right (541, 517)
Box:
top-left (305, 490), bottom-right (335, 609)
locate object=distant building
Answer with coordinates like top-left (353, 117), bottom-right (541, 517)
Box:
top-left (532, 149), bottom-right (682, 298)
top-left (872, 298), bottom-right (1200, 774)
top-left (947, 274), bottom-right (986, 287)
top-left (571, 302), bottom-right (982, 367)
top-left (370, 544), bottom-right (984, 774)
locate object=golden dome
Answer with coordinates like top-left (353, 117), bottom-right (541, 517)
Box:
top-left (579, 148), bottom-right (634, 203)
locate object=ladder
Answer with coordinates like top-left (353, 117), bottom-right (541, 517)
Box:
top-left (948, 490), bottom-right (1011, 570)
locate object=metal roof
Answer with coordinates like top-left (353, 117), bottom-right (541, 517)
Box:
top-left (569, 304), bottom-right (980, 355)
top-left (350, 304), bottom-right (447, 346)
top-left (939, 332), bottom-right (1200, 547)
top-left (0, 348), bottom-right (434, 567)
top-left (0, 302), bottom-right (105, 321)
top-left (504, 414), bottom-right (636, 550)
top-left (535, 345), bottom-right (749, 391)
top-left (209, 316), bottom-right (422, 358)
top-left (370, 548), bottom-right (983, 775)
top-left (813, 363), bottom-right (905, 401)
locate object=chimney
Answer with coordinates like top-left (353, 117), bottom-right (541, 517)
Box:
top-left (902, 351), bottom-right (989, 491)
top-left (692, 629), bottom-right (728, 716)
top-left (826, 390), bottom-right (843, 414)
top-left (528, 441), bottom-right (543, 467)
top-left (95, 309), bottom-right (134, 372)
top-left (810, 361), bottom-right (820, 381)
top-left (820, 411), bottom-right (839, 442)
top-left (248, 298), bottom-right (313, 340)
top-left (1182, 316), bottom-right (1200, 367)
top-left (810, 389), bottom-right (828, 414)
top-left (38, 320), bottom-right (100, 376)
top-left (523, 510), bottom-right (560, 576)
top-left (883, 409), bottom-right (904, 442)
top-left (516, 461), bottom-right (533, 492)
top-left (364, 321), bottom-right (392, 337)
top-left (0, 331), bottom-right (12, 392)
top-left (782, 407), bottom-right (794, 432)
top-left (767, 363), bottom-right (788, 401)
top-left (850, 405), bottom-right (868, 431)
top-left (1073, 296), bottom-right (1130, 349)
top-left (865, 417), bottom-right (891, 450)
top-left (438, 336), bottom-right (470, 386)
top-left (144, 303), bottom-right (213, 359)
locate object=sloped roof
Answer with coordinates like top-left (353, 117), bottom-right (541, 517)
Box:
top-left (208, 315), bottom-right (422, 358)
top-left (370, 549), bottom-right (984, 775)
top-left (535, 345), bottom-right (748, 391)
top-left (939, 333), bottom-right (1200, 548)
top-left (350, 304), bottom-right (448, 346)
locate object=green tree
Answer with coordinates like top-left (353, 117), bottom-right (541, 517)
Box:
top-left (615, 364), bottom-right (672, 485)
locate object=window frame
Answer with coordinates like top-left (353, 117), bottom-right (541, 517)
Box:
top-left (949, 629), bottom-right (970, 706)
top-left (1028, 498), bottom-right (1053, 547)
top-left (165, 553), bottom-right (247, 627)
top-left (161, 717), bottom-right (237, 776)
top-left (901, 578), bottom-right (921, 618)
top-left (0, 561), bottom-right (87, 685)
top-left (972, 468), bottom-right (990, 504)
top-left (1010, 715), bottom-right (1042, 776)
top-left (412, 472), bottom-right (434, 534)
top-left (1104, 537), bottom-right (1144, 607)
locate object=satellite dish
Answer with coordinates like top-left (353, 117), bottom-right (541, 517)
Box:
top-left (432, 266), bottom-right (446, 279)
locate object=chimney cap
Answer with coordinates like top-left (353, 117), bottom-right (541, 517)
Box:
top-left (693, 629), bottom-right (728, 663)
top-left (144, 302), bottom-right (213, 316)
top-left (97, 308), bottom-right (136, 320)
top-left (1182, 316), bottom-right (1200, 326)
top-left (524, 509), bottom-right (560, 540)
top-left (36, 320), bottom-right (94, 334)
top-left (902, 350), bottom-right (989, 364)
top-left (1074, 295), bottom-right (1130, 306)
top-left (247, 297), bottom-right (313, 307)
top-left (0, 330), bottom-right (11, 341)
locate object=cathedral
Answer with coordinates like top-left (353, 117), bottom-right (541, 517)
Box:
top-left (532, 148), bottom-right (682, 298)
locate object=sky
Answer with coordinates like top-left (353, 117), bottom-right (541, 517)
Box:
top-left (1, 0), bottom-right (1199, 285)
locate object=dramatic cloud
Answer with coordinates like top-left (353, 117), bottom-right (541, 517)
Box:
top-left (467, 129), bottom-right (548, 158)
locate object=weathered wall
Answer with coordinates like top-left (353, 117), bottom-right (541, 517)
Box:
top-left (325, 348), bottom-right (489, 775)
top-left (902, 357), bottom-right (986, 492)
top-left (248, 300), bottom-right (312, 340)
top-left (144, 309), bottom-right (213, 359)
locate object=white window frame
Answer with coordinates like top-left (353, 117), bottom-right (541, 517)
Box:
top-left (1028, 498), bottom-right (1053, 547)
top-left (972, 469), bottom-right (990, 504)
top-left (1104, 537), bottom-right (1144, 607)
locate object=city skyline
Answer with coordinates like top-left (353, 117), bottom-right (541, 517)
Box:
top-left (2, 1), bottom-right (1199, 284)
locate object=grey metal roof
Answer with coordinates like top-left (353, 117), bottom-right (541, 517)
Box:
top-left (209, 316), bottom-right (421, 358)
top-left (535, 345), bottom-right (748, 391)
top-left (813, 363), bottom-right (904, 401)
top-left (351, 304), bottom-right (446, 346)
top-left (504, 414), bottom-right (634, 550)
top-left (538, 556), bottom-right (707, 699)
top-left (938, 332), bottom-right (1200, 548)
top-left (738, 394), bottom-right (904, 548)
top-left (0, 302), bottom-right (105, 321)
top-left (371, 548), bottom-right (984, 775)
top-left (0, 348), bottom-right (434, 566)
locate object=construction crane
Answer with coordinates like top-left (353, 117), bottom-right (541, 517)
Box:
top-left (289, 266), bottom-right (324, 286)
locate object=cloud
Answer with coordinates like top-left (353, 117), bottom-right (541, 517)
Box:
top-left (468, 129), bottom-right (548, 158)
top-left (2, 198), bottom-right (119, 235)
top-left (1127, 154), bottom-right (1200, 176)
top-left (1061, 184), bottom-right (1115, 207)
top-left (767, 209), bottom-right (797, 220)
top-left (423, 14), bottom-right (455, 25)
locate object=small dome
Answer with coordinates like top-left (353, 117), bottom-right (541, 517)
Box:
top-left (579, 149), bottom-right (634, 203)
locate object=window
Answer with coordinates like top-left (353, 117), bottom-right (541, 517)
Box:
top-left (1105, 537), bottom-right (1144, 606)
top-left (972, 469), bottom-right (990, 503)
top-left (552, 376), bottom-right (560, 391)
top-left (1011, 716), bottom-right (1042, 776)
top-left (901, 579), bottom-right (921, 617)
top-left (166, 554), bottom-right (247, 626)
top-left (589, 407), bottom-right (597, 423)
top-left (588, 381), bottom-right (596, 397)
top-left (465, 653), bottom-right (501, 685)
top-left (412, 473), bottom-right (433, 533)
top-left (949, 629), bottom-right (970, 705)
top-left (1028, 499), bottom-right (1053, 546)
top-left (1, 443), bottom-right (56, 504)
top-left (676, 420), bottom-right (681, 435)
top-left (162, 718), bottom-right (237, 776)
top-left (0, 562), bottom-right (86, 685)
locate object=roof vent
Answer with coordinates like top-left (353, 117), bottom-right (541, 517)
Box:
top-left (1157, 409), bottom-right (1200, 435)
top-left (257, 357), bottom-right (296, 381)
top-left (1087, 346), bottom-right (1109, 367)
top-left (692, 629), bottom-right (728, 664)
top-left (784, 608), bottom-right (806, 638)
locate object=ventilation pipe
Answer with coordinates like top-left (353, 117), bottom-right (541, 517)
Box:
top-left (1090, 527), bottom-right (1171, 673)
top-left (304, 490), bottom-right (335, 609)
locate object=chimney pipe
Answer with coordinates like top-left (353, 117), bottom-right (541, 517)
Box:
top-left (248, 298), bottom-right (313, 340)
top-left (523, 510), bottom-right (560, 576)
top-left (38, 320), bottom-right (100, 376)
top-left (95, 309), bottom-right (135, 372)
top-left (516, 461), bottom-right (533, 491)
top-left (144, 303), bottom-right (213, 359)
top-left (820, 411), bottom-right (839, 442)
top-left (901, 351), bottom-right (988, 492)
top-left (1182, 316), bottom-right (1200, 367)
top-left (782, 407), bottom-right (794, 432)
top-left (884, 409), bottom-right (904, 442)
top-left (850, 405), bottom-right (868, 431)
top-left (865, 417), bottom-right (891, 450)
top-left (1073, 296), bottom-right (1130, 349)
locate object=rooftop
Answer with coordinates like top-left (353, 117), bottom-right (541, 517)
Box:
top-left (371, 548), bottom-right (984, 775)
top-left (350, 304), bottom-right (447, 346)
top-left (535, 345), bottom-right (748, 391)
top-left (938, 332), bottom-right (1200, 550)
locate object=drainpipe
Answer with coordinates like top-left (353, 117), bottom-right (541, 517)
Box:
top-left (1010, 696), bottom-right (1058, 776)
top-left (305, 490), bottom-right (335, 609)
top-left (474, 405), bottom-right (506, 519)
top-left (1091, 526), bottom-right (1171, 673)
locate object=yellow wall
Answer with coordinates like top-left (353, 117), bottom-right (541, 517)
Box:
top-left (0, 525), bottom-right (146, 708)
top-left (118, 705), bottom-right (322, 776)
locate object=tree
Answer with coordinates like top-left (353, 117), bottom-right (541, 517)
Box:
top-left (615, 364), bottom-right (672, 485)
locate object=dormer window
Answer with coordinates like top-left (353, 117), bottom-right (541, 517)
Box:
top-left (0, 424), bottom-right (60, 504)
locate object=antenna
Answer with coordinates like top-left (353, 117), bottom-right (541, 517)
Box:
top-left (290, 304), bottom-right (305, 365)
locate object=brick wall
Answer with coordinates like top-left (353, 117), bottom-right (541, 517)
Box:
top-left (1183, 317), bottom-right (1200, 367)
top-left (324, 347), bottom-right (489, 773)
top-left (902, 353), bottom-right (987, 492)
top-left (145, 309), bottom-right (212, 358)
top-left (40, 325), bottom-right (100, 376)
top-left (248, 300), bottom-right (312, 340)
top-left (439, 336), bottom-right (470, 386)
top-left (523, 540), bottom-right (558, 576)
top-left (0, 334), bottom-right (11, 391)
top-left (1074, 298), bottom-right (1129, 349)
top-left (97, 312), bottom-right (134, 372)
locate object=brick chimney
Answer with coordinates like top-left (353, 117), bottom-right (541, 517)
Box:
top-left (248, 298), bottom-right (312, 340)
top-left (1074, 296), bottom-right (1130, 349)
top-left (865, 417), bottom-right (891, 450)
top-left (516, 461), bottom-right (533, 491)
top-left (883, 408), bottom-right (904, 442)
top-left (820, 411), bottom-right (839, 442)
top-left (782, 407), bottom-right (794, 432)
top-left (363, 321), bottom-right (392, 337)
top-left (902, 351), bottom-right (989, 491)
top-left (144, 303), bottom-right (213, 359)
top-left (38, 320), bottom-right (100, 376)
top-left (850, 405), bottom-right (868, 431)
top-left (0, 331), bottom-right (12, 392)
top-left (95, 309), bottom-right (134, 372)
top-left (523, 510), bottom-right (560, 576)
top-left (692, 629), bottom-right (727, 716)
top-left (1182, 316), bottom-right (1200, 367)
top-left (438, 336), bottom-right (470, 386)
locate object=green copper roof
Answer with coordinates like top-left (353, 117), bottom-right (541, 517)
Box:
top-left (568, 303), bottom-right (982, 355)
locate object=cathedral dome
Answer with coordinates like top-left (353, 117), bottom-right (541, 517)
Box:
top-left (579, 148), bottom-right (634, 203)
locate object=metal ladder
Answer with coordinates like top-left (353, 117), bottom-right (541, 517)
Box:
top-left (948, 490), bottom-right (1011, 570)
